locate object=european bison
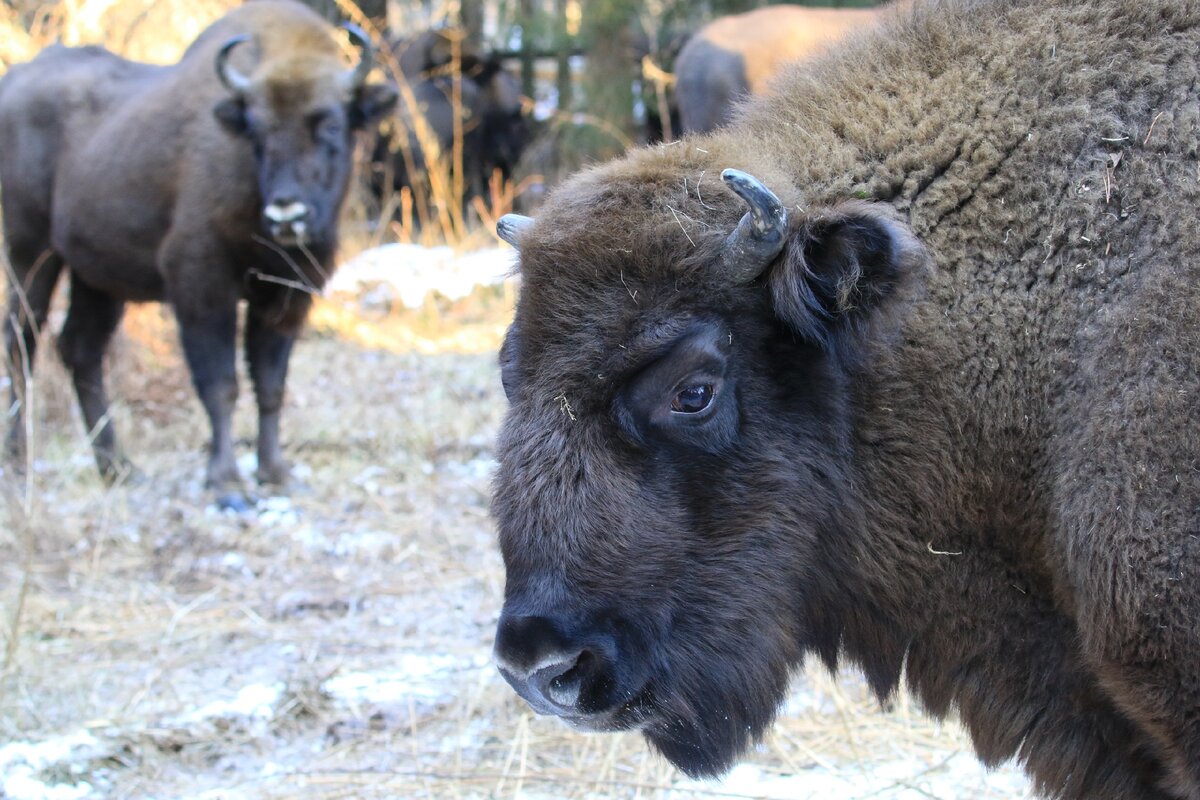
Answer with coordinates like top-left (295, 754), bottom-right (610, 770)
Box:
top-left (674, 4), bottom-right (884, 134)
top-left (490, 0), bottom-right (1200, 796)
top-left (378, 28), bottom-right (529, 215)
top-left (0, 0), bottom-right (396, 502)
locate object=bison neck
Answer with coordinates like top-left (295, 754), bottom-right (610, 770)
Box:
top-left (800, 303), bottom-right (1167, 793)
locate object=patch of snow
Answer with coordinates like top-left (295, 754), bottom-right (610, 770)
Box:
top-left (442, 456), bottom-right (497, 483)
top-left (331, 529), bottom-right (396, 558)
top-left (351, 464), bottom-right (388, 496)
top-left (256, 496), bottom-right (299, 528)
top-left (2, 774), bottom-right (93, 800)
top-left (236, 452), bottom-right (258, 475)
top-left (330, 245), bottom-right (516, 308)
top-left (0, 732), bottom-right (102, 800)
top-left (324, 654), bottom-right (485, 708)
top-left (287, 523), bottom-right (328, 552)
top-left (181, 682), bottom-right (283, 724)
top-left (193, 551), bottom-right (253, 578)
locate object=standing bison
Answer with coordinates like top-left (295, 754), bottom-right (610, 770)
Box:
top-left (674, 4), bottom-right (884, 134)
top-left (0, 0), bottom-right (396, 502)
top-left (377, 28), bottom-right (529, 215)
top-left (490, 0), bottom-right (1200, 797)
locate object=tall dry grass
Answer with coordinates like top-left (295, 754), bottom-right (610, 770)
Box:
top-left (0, 0), bottom-right (237, 68)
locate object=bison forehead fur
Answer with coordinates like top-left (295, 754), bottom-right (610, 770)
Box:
top-left (491, 0), bottom-right (1200, 797)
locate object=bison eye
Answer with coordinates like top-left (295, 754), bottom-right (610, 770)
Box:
top-left (671, 384), bottom-right (714, 414)
top-left (311, 112), bottom-right (344, 144)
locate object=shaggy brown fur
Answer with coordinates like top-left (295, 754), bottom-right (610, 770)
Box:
top-left (674, 4), bottom-right (884, 133)
top-left (0, 0), bottom-right (395, 503)
top-left (490, 0), bottom-right (1200, 797)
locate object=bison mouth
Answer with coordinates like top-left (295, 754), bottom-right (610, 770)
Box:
top-left (558, 689), bottom-right (658, 733)
top-left (262, 201), bottom-right (314, 248)
top-left (267, 220), bottom-right (311, 247)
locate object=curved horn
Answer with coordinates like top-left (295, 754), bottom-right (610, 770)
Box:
top-left (497, 214), bottom-right (534, 248)
top-left (215, 34), bottom-right (253, 94)
top-left (343, 23), bottom-right (374, 88)
top-left (720, 168), bottom-right (788, 282)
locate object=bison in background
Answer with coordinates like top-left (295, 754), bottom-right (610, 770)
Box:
top-left (0, 0), bottom-right (397, 506)
top-left (490, 0), bottom-right (1200, 796)
top-left (674, 4), bottom-right (884, 134)
top-left (376, 28), bottom-right (530, 219)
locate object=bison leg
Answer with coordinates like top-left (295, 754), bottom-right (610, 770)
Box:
top-left (244, 309), bottom-right (294, 487)
top-left (3, 244), bottom-right (64, 468)
top-left (176, 306), bottom-right (242, 495)
top-left (57, 273), bottom-right (132, 483)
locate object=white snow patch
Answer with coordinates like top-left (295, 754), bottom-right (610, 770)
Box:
top-left (351, 464), bottom-right (388, 496)
top-left (324, 654), bottom-right (484, 707)
top-left (182, 682), bottom-right (283, 724)
top-left (331, 529), bottom-right (397, 558)
top-left (2, 774), bottom-right (93, 800)
top-left (287, 523), bottom-right (328, 552)
top-left (236, 452), bottom-right (257, 474)
top-left (329, 245), bottom-right (516, 308)
top-left (442, 456), bottom-right (497, 483)
top-left (256, 496), bottom-right (299, 528)
top-left (0, 732), bottom-right (102, 800)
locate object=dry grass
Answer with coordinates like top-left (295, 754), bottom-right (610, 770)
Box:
top-left (0, 286), bottom-right (1033, 799)
top-left (0, 0), bottom-right (236, 68)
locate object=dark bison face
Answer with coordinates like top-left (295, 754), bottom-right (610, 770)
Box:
top-left (491, 167), bottom-right (925, 776)
top-left (212, 29), bottom-right (397, 249)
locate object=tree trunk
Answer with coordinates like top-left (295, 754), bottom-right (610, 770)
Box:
top-left (460, 0), bottom-right (484, 51)
top-left (555, 0), bottom-right (574, 112)
top-left (518, 0), bottom-right (536, 100)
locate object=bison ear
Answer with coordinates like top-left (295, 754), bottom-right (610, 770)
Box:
top-left (349, 83), bottom-right (399, 130)
top-left (213, 97), bottom-right (248, 135)
top-left (768, 202), bottom-right (923, 349)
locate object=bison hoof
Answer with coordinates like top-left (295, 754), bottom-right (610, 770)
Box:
top-left (214, 490), bottom-right (253, 513)
top-left (256, 460), bottom-right (290, 487)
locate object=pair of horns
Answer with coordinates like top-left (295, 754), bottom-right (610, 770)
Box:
top-left (216, 23), bottom-right (375, 94)
top-left (496, 169), bottom-right (787, 282)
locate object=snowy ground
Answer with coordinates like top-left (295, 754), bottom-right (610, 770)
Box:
top-left (328, 244), bottom-right (516, 310)
top-left (0, 246), bottom-right (1033, 799)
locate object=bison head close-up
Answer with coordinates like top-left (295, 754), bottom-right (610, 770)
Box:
top-left (490, 154), bottom-right (927, 776)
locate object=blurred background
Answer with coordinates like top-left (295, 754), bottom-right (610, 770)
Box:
top-left (0, 1), bottom-right (1035, 798)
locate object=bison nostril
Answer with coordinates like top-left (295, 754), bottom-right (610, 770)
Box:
top-left (547, 673), bottom-right (580, 707)
top-left (494, 612), bottom-right (626, 717)
top-left (538, 650), bottom-right (588, 709)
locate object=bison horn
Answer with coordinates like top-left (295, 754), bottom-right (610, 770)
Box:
top-left (215, 35), bottom-right (253, 94)
top-left (721, 168), bottom-right (788, 282)
top-left (343, 23), bottom-right (375, 88)
top-left (497, 214), bottom-right (533, 248)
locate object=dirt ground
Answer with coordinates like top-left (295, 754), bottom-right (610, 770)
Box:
top-left (0, 291), bottom-right (1033, 799)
